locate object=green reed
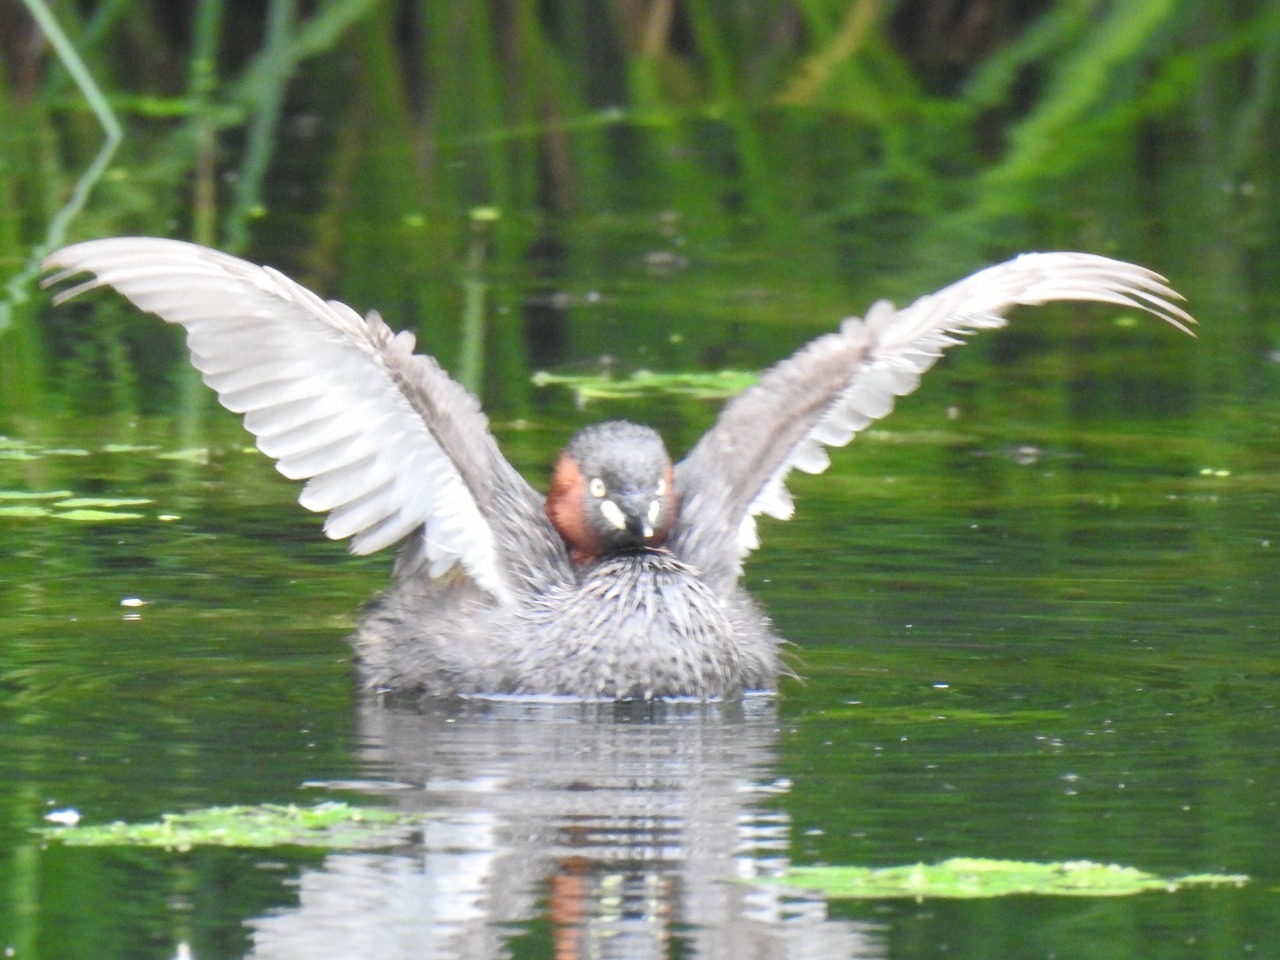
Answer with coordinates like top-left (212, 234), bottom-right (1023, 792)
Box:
top-left (0, 0), bottom-right (1272, 418)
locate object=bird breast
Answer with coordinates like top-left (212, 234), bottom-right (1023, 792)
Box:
top-left (506, 551), bottom-right (747, 699)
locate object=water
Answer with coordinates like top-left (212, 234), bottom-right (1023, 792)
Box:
top-left (3, 310), bottom-right (1276, 957)
top-left (2, 77), bottom-right (1276, 952)
top-left (4, 0), bottom-right (1278, 948)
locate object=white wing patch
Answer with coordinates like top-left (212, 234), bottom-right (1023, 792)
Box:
top-left (736, 253), bottom-right (1194, 556)
top-left (44, 237), bottom-right (515, 602)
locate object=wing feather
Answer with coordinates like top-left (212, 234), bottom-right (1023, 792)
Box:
top-left (671, 252), bottom-right (1194, 588)
top-left (42, 237), bottom-right (543, 601)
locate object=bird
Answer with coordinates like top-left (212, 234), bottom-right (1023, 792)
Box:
top-left (42, 239), bottom-right (1194, 700)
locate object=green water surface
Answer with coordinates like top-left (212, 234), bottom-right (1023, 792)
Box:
top-left (3, 317), bottom-right (1275, 958)
top-left (2, 2), bottom-right (1279, 956)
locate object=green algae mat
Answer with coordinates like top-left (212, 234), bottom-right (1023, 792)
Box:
top-left (772, 858), bottom-right (1246, 899)
top-left (39, 804), bottom-right (1245, 898)
top-left (39, 802), bottom-right (421, 852)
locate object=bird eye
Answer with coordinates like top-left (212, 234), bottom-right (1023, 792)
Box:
top-left (589, 477), bottom-right (607, 498)
top-left (656, 477), bottom-right (666, 496)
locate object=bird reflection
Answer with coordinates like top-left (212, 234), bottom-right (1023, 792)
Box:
top-left (246, 698), bottom-right (881, 959)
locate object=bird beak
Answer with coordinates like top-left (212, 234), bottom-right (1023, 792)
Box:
top-left (620, 494), bottom-right (657, 540)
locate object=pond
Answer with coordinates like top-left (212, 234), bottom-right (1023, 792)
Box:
top-left (3, 2), bottom-right (1279, 953)
top-left (2, 218), bottom-right (1276, 958)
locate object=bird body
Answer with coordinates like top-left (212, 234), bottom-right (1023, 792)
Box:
top-left (43, 239), bottom-right (1194, 700)
top-left (359, 549), bottom-right (778, 699)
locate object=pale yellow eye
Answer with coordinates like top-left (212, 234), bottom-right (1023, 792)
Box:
top-left (589, 477), bottom-right (607, 498)
top-left (656, 477), bottom-right (666, 496)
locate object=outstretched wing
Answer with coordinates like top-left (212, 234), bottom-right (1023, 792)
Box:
top-left (670, 252), bottom-right (1195, 589)
top-left (43, 237), bottom-right (555, 603)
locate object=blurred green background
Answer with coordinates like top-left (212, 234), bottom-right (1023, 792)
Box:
top-left (2, 0), bottom-right (1274, 419)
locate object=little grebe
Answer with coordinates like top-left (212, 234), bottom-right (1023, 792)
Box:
top-left (43, 239), bottom-right (1194, 699)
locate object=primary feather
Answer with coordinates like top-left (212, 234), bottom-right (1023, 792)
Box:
top-left (670, 252), bottom-right (1195, 589)
top-left (42, 237), bottom-right (526, 602)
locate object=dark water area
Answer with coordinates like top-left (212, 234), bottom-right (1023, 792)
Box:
top-left (3, 2), bottom-right (1280, 956)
